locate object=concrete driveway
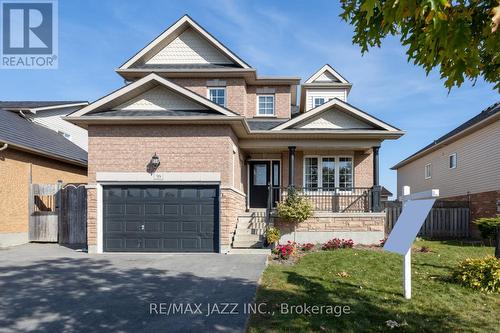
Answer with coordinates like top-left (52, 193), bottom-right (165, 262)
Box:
top-left (0, 244), bottom-right (267, 333)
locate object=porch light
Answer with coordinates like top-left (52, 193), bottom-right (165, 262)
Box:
top-left (150, 153), bottom-right (160, 168)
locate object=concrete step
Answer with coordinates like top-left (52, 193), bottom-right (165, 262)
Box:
top-left (237, 216), bottom-right (267, 223)
top-left (234, 228), bottom-right (266, 235)
top-left (232, 240), bottom-right (263, 248)
top-left (233, 234), bottom-right (262, 241)
top-left (236, 222), bottom-right (267, 229)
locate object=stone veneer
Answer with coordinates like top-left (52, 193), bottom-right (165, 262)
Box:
top-left (273, 212), bottom-right (386, 245)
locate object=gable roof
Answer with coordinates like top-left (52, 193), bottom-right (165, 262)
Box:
top-left (392, 102), bottom-right (500, 170)
top-left (272, 98), bottom-right (401, 132)
top-left (305, 64), bottom-right (350, 84)
top-left (119, 15), bottom-right (251, 70)
top-left (0, 101), bottom-right (88, 113)
top-left (68, 73), bottom-right (238, 118)
top-left (0, 110), bottom-right (87, 166)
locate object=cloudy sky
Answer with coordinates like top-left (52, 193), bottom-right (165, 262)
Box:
top-left (1, 0), bottom-right (498, 196)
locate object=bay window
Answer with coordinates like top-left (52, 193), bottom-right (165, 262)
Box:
top-left (303, 156), bottom-right (353, 190)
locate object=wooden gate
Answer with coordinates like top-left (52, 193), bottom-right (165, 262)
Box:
top-left (29, 182), bottom-right (87, 244)
top-left (29, 183), bottom-right (61, 242)
top-left (384, 201), bottom-right (470, 238)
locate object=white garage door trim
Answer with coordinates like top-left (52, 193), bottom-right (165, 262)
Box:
top-left (93, 172), bottom-right (222, 254)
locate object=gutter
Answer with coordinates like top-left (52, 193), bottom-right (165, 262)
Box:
top-left (0, 142), bottom-right (8, 151)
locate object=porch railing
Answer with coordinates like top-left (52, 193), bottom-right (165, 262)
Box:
top-left (268, 186), bottom-right (382, 214)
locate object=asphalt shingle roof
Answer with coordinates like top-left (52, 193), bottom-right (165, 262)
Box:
top-left (393, 102), bottom-right (500, 169)
top-left (0, 101), bottom-right (87, 109)
top-left (246, 119), bottom-right (289, 130)
top-left (0, 110), bottom-right (87, 165)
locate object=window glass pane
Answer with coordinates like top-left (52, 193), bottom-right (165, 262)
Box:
top-left (258, 95), bottom-right (274, 115)
top-left (209, 88), bottom-right (225, 106)
top-left (322, 157), bottom-right (335, 190)
top-left (253, 164), bottom-right (267, 185)
top-left (314, 98), bottom-right (325, 108)
top-left (338, 157), bottom-right (353, 190)
top-left (449, 154), bottom-right (457, 169)
top-left (304, 158), bottom-right (318, 189)
top-left (273, 163), bottom-right (279, 186)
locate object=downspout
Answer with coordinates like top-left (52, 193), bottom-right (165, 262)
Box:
top-left (0, 143), bottom-right (8, 151)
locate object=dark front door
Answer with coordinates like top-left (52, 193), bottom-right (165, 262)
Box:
top-left (103, 185), bottom-right (219, 252)
top-left (249, 161), bottom-right (281, 208)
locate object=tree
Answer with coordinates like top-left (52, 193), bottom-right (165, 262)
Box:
top-left (340, 0), bottom-right (500, 91)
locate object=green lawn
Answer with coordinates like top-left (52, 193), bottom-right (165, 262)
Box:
top-left (248, 241), bottom-right (499, 333)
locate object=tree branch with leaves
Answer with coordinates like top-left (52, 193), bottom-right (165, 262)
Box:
top-left (340, 0), bottom-right (500, 91)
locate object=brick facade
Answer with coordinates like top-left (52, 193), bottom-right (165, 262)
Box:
top-left (0, 148), bottom-right (87, 246)
top-left (86, 124), bottom-right (248, 251)
top-left (169, 77), bottom-right (291, 119)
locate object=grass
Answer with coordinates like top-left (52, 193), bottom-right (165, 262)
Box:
top-left (248, 241), bottom-right (499, 333)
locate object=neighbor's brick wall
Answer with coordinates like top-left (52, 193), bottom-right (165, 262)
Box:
top-left (0, 148), bottom-right (87, 234)
top-left (220, 189), bottom-right (246, 247)
top-left (274, 213), bottom-right (385, 234)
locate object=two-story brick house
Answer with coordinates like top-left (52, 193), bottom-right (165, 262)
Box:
top-left (67, 15), bottom-right (403, 253)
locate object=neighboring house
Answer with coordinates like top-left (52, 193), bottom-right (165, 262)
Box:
top-left (392, 102), bottom-right (500, 224)
top-left (0, 101), bottom-right (89, 150)
top-left (381, 187), bottom-right (393, 202)
top-left (66, 15), bottom-right (403, 254)
top-left (0, 110), bottom-right (87, 247)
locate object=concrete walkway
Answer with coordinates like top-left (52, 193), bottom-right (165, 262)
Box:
top-left (0, 244), bottom-right (267, 333)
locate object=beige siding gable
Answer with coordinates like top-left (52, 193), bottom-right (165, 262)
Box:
top-left (114, 86), bottom-right (208, 111)
top-left (313, 71), bottom-right (340, 83)
top-left (146, 28), bottom-right (233, 65)
top-left (295, 109), bottom-right (374, 129)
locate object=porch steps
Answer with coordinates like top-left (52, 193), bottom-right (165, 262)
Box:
top-left (231, 211), bottom-right (268, 249)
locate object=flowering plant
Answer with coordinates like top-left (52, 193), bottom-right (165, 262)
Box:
top-left (273, 241), bottom-right (297, 259)
top-left (299, 243), bottom-right (315, 252)
top-left (322, 238), bottom-right (354, 250)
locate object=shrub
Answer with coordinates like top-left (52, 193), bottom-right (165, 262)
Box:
top-left (473, 217), bottom-right (500, 241)
top-left (453, 256), bottom-right (500, 293)
top-left (272, 241), bottom-right (297, 260)
top-left (322, 238), bottom-right (354, 250)
top-left (299, 243), bottom-right (315, 252)
top-left (265, 227), bottom-right (281, 244)
top-left (276, 188), bottom-right (314, 223)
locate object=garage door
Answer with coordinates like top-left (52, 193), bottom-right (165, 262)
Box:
top-left (103, 185), bottom-right (219, 252)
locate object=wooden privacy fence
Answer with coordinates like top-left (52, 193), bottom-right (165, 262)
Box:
top-left (29, 182), bottom-right (87, 244)
top-left (385, 201), bottom-right (470, 238)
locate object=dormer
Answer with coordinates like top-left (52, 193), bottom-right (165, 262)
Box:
top-left (299, 64), bottom-right (352, 113)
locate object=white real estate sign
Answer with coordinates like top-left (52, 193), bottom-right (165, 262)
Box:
top-left (383, 188), bottom-right (439, 299)
top-left (383, 199), bottom-right (436, 255)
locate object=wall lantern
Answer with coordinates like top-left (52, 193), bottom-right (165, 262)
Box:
top-left (150, 153), bottom-right (161, 169)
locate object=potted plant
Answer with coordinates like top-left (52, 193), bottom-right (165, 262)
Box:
top-left (265, 227), bottom-right (281, 248)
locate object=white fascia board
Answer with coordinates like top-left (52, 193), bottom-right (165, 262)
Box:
top-left (305, 64), bottom-right (349, 84)
top-left (69, 73), bottom-right (238, 117)
top-left (272, 98), bottom-right (400, 132)
top-left (31, 102), bottom-right (89, 113)
top-left (119, 15), bottom-right (250, 70)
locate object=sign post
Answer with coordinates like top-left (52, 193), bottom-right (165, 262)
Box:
top-left (384, 187), bottom-right (439, 299)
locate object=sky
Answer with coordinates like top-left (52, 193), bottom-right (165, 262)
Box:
top-left (1, 0), bottom-right (498, 197)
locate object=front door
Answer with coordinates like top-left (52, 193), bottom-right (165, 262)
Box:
top-left (249, 161), bottom-right (270, 208)
top-left (249, 161), bottom-right (280, 208)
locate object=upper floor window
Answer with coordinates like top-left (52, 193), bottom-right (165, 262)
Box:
top-left (425, 163), bottom-right (432, 179)
top-left (313, 97), bottom-right (325, 108)
top-left (257, 95), bottom-right (275, 116)
top-left (208, 87), bottom-right (226, 106)
top-left (449, 153), bottom-right (457, 169)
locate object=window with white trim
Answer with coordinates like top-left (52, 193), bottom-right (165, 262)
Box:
top-left (208, 87), bottom-right (226, 106)
top-left (257, 95), bottom-right (275, 116)
top-left (449, 153), bottom-right (457, 169)
top-left (313, 97), bottom-right (325, 108)
top-left (425, 163), bottom-right (432, 179)
top-left (304, 156), bottom-right (353, 190)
